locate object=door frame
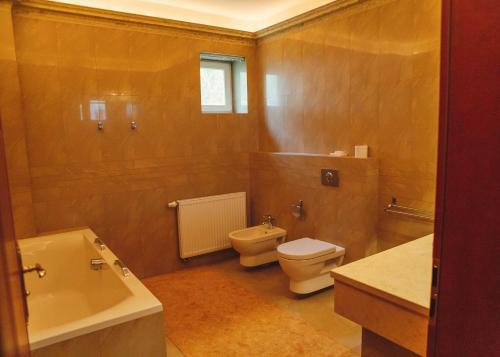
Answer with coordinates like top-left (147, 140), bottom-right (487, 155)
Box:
top-left (428, 0), bottom-right (500, 355)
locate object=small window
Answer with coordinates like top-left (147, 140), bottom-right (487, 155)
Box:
top-left (200, 60), bottom-right (232, 113)
top-left (200, 53), bottom-right (248, 114)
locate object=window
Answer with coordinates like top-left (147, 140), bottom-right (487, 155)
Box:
top-left (199, 53), bottom-right (248, 114)
top-left (200, 60), bottom-right (232, 113)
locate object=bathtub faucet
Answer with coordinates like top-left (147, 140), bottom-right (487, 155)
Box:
top-left (22, 263), bottom-right (46, 278)
top-left (262, 215), bottom-right (275, 229)
top-left (90, 258), bottom-right (106, 270)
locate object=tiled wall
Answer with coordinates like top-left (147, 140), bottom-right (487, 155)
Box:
top-left (3, 0), bottom-right (440, 278)
top-left (12, 9), bottom-right (258, 277)
top-left (256, 0), bottom-right (440, 250)
top-left (250, 152), bottom-right (378, 263)
top-left (0, 3), bottom-right (36, 238)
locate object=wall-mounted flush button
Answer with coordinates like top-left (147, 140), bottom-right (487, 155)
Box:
top-left (321, 169), bottom-right (339, 187)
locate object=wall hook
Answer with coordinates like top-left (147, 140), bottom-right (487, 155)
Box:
top-left (131, 121), bottom-right (137, 130)
top-left (97, 120), bottom-right (104, 130)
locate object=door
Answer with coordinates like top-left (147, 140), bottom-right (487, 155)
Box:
top-left (428, 0), bottom-right (500, 356)
top-left (0, 116), bottom-right (30, 356)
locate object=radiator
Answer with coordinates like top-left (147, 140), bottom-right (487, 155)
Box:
top-left (173, 192), bottom-right (247, 258)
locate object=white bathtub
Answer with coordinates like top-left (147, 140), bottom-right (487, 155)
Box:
top-left (18, 228), bottom-right (164, 352)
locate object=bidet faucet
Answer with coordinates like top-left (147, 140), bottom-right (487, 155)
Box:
top-left (22, 263), bottom-right (46, 278)
top-left (262, 215), bottom-right (275, 229)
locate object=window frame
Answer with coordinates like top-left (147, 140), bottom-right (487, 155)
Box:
top-left (200, 60), bottom-right (233, 114)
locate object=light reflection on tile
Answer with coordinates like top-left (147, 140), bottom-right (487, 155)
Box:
top-left (5, 0), bottom-right (441, 274)
top-left (12, 11), bottom-right (259, 276)
top-left (257, 0), bottom-right (441, 249)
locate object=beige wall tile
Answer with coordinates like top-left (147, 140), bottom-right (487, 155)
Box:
top-left (250, 153), bottom-right (378, 263)
top-left (3, 0), bottom-right (440, 275)
top-left (0, 5), bottom-right (35, 237)
top-left (10, 10), bottom-right (258, 277)
top-left (257, 0), bottom-right (440, 250)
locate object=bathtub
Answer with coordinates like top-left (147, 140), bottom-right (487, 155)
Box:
top-left (19, 228), bottom-right (165, 355)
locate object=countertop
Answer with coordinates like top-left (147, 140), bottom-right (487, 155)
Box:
top-left (331, 234), bottom-right (433, 316)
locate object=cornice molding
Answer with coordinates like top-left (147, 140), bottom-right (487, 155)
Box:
top-left (13, 0), bottom-right (255, 40)
top-left (13, 0), bottom-right (367, 41)
top-left (255, 0), bottom-right (363, 39)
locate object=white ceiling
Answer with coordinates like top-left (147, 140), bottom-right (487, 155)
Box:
top-left (49, 0), bottom-right (336, 32)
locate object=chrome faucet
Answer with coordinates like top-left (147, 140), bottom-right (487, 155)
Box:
top-left (114, 259), bottom-right (130, 277)
top-left (90, 258), bottom-right (106, 270)
top-left (94, 237), bottom-right (106, 251)
top-left (22, 263), bottom-right (46, 278)
top-left (262, 214), bottom-right (275, 229)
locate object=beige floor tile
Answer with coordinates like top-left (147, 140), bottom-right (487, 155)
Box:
top-left (210, 258), bottom-right (362, 352)
top-left (151, 257), bottom-right (361, 356)
top-left (166, 336), bottom-right (185, 357)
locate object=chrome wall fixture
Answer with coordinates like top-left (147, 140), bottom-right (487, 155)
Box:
top-left (96, 121), bottom-right (139, 130)
top-left (321, 169), bottom-right (339, 187)
top-left (384, 197), bottom-right (434, 222)
top-left (291, 200), bottom-right (304, 218)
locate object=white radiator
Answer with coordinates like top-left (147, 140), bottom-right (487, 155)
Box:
top-left (172, 192), bottom-right (247, 258)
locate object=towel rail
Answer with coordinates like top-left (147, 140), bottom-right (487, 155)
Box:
top-left (384, 197), bottom-right (434, 222)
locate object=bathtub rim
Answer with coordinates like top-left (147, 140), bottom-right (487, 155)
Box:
top-left (18, 228), bottom-right (164, 350)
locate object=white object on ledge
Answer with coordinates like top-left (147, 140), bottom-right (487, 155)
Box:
top-left (329, 150), bottom-right (347, 157)
top-left (354, 145), bottom-right (369, 158)
top-left (167, 201), bottom-right (178, 208)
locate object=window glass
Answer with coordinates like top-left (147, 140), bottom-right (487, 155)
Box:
top-left (200, 60), bottom-right (232, 113)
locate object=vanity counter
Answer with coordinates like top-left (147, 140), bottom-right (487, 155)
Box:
top-left (331, 234), bottom-right (433, 356)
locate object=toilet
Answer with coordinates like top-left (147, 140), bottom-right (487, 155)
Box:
top-left (277, 238), bottom-right (345, 294)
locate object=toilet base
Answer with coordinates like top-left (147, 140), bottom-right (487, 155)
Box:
top-left (240, 250), bottom-right (278, 267)
top-left (290, 273), bottom-right (335, 294)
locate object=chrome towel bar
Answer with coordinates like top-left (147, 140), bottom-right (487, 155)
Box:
top-left (384, 197), bottom-right (434, 222)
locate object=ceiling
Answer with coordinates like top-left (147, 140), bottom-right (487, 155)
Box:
top-left (48, 0), bottom-right (336, 32)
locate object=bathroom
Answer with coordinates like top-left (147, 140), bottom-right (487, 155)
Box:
top-left (0, 0), bottom-right (498, 356)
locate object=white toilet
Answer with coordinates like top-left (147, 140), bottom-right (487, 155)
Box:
top-left (277, 238), bottom-right (345, 294)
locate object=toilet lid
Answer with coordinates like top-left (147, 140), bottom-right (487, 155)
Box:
top-left (277, 238), bottom-right (337, 260)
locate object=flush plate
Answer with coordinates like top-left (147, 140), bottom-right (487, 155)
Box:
top-left (321, 169), bottom-right (339, 187)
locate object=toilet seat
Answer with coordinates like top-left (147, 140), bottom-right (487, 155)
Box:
top-left (277, 238), bottom-right (337, 260)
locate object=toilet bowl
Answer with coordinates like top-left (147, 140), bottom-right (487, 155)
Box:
top-left (229, 225), bottom-right (287, 267)
top-left (277, 238), bottom-right (345, 294)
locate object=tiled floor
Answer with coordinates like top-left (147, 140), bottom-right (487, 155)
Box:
top-left (166, 336), bottom-right (184, 357)
top-left (164, 258), bottom-right (361, 356)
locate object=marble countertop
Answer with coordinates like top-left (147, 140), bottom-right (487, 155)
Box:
top-left (331, 234), bottom-right (433, 315)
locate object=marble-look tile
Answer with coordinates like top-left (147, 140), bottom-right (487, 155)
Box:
top-left (257, 0), bottom-right (440, 250)
top-left (13, 16), bottom-right (59, 65)
top-left (9, 12), bottom-right (258, 275)
top-left (250, 152), bottom-right (378, 263)
top-left (6, 0), bottom-right (440, 276)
